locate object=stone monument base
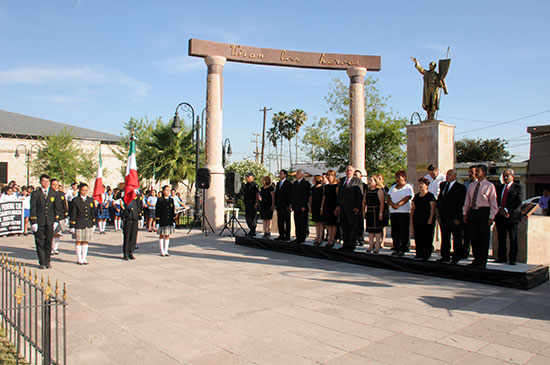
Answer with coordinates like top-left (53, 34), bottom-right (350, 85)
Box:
top-left (406, 121), bottom-right (455, 190)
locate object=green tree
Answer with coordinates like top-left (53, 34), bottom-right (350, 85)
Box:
top-left (114, 116), bottom-right (156, 176)
top-left (140, 120), bottom-right (197, 189)
top-left (289, 108), bottom-right (308, 166)
top-left (455, 138), bottom-right (513, 163)
top-left (32, 128), bottom-right (96, 184)
top-left (302, 77), bottom-right (407, 180)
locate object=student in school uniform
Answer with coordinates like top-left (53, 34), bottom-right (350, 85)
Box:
top-left (69, 183), bottom-right (96, 265)
top-left (155, 185), bottom-right (176, 256)
top-left (95, 186), bottom-right (110, 234)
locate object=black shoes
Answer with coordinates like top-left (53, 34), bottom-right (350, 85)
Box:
top-left (129, 254), bottom-right (136, 260)
top-left (39, 265), bottom-right (46, 270)
top-left (437, 258), bottom-right (450, 263)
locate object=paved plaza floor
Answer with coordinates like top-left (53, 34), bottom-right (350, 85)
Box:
top-left (2, 227), bottom-right (550, 364)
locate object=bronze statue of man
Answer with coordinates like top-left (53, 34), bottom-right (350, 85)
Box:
top-left (412, 57), bottom-right (449, 121)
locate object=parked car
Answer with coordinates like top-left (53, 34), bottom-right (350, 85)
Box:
top-left (521, 196), bottom-right (542, 216)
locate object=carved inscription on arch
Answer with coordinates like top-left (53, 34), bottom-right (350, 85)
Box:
top-left (189, 39), bottom-right (381, 71)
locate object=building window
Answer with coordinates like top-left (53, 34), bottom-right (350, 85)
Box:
top-left (0, 162), bottom-right (7, 184)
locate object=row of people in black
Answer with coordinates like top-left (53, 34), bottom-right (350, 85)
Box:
top-left (241, 164), bottom-right (523, 269)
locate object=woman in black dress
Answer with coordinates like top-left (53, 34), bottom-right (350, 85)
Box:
top-left (411, 177), bottom-right (436, 260)
top-left (259, 176), bottom-right (275, 239)
top-left (362, 176), bottom-right (385, 254)
top-left (321, 170), bottom-right (339, 248)
top-left (309, 175), bottom-right (324, 245)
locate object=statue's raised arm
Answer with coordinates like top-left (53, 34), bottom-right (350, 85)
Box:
top-left (411, 57), bottom-right (425, 75)
top-left (411, 57), bottom-right (450, 121)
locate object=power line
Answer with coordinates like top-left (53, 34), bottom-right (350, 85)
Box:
top-left (455, 109), bottom-right (550, 136)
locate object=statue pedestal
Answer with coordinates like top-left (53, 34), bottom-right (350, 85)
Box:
top-left (406, 121), bottom-right (455, 191)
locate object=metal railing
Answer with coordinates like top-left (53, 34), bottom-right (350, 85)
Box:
top-left (0, 253), bottom-right (67, 364)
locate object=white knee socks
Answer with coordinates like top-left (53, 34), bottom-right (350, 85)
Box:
top-left (164, 239), bottom-right (170, 255)
top-left (159, 238), bottom-right (165, 255)
top-left (82, 244), bottom-right (88, 263)
top-left (76, 245), bottom-right (83, 263)
top-left (99, 221), bottom-right (106, 232)
top-left (53, 237), bottom-right (60, 252)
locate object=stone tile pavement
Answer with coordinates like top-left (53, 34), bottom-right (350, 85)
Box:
top-left (1, 227), bottom-right (549, 364)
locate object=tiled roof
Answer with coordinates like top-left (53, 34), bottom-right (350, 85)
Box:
top-left (0, 109), bottom-right (120, 143)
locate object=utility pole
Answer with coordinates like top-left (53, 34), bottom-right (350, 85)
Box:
top-left (259, 107), bottom-right (272, 165)
top-left (251, 133), bottom-right (261, 163)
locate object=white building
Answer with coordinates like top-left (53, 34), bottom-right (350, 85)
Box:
top-left (0, 109), bottom-right (123, 189)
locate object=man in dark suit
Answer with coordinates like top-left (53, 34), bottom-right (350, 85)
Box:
top-left (121, 189), bottom-right (143, 260)
top-left (495, 169), bottom-right (523, 265)
top-left (274, 169), bottom-right (292, 241)
top-left (290, 169), bottom-right (311, 243)
top-left (30, 174), bottom-right (59, 269)
top-left (242, 172), bottom-right (259, 237)
top-left (337, 165), bottom-right (364, 252)
top-left (437, 169), bottom-right (467, 263)
top-left (354, 170), bottom-right (368, 246)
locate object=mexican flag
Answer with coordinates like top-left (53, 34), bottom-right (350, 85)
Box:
top-left (124, 136), bottom-right (139, 205)
top-left (92, 147), bottom-right (104, 204)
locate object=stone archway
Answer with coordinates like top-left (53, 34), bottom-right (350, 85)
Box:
top-left (188, 39), bottom-right (381, 229)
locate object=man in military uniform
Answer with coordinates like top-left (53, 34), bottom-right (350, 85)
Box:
top-left (30, 174), bottom-right (59, 269)
top-left (412, 57), bottom-right (449, 120)
top-left (242, 172), bottom-right (259, 237)
top-left (121, 188), bottom-right (143, 260)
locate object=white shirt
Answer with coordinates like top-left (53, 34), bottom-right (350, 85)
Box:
top-left (441, 180), bottom-right (456, 196)
top-left (388, 183), bottom-right (414, 213)
top-left (147, 196), bottom-right (158, 208)
top-left (425, 173), bottom-right (445, 198)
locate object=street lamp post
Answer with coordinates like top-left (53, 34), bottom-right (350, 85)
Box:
top-left (172, 102), bottom-right (202, 221)
top-left (222, 138), bottom-right (232, 168)
top-left (14, 144), bottom-right (38, 186)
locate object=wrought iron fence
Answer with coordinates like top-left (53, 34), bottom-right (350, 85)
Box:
top-left (0, 253), bottom-right (67, 364)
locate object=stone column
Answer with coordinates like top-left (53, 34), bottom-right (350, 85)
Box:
top-left (204, 55), bottom-right (226, 230)
top-left (347, 67), bottom-right (367, 174)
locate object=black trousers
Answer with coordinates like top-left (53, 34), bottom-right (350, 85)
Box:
top-left (357, 215), bottom-right (364, 240)
top-left (413, 220), bottom-right (434, 259)
top-left (340, 209), bottom-right (359, 250)
top-left (293, 209), bottom-right (309, 242)
top-left (123, 219), bottom-right (138, 258)
top-left (495, 217), bottom-right (519, 262)
top-left (277, 207), bottom-right (291, 239)
top-left (439, 218), bottom-right (463, 260)
top-left (34, 224), bottom-right (54, 266)
top-left (245, 204), bottom-right (257, 234)
top-left (390, 213), bottom-right (410, 252)
top-left (468, 207), bottom-right (491, 266)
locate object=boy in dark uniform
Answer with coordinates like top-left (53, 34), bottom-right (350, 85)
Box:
top-left (121, 189), bottom-right (143, 260)
top-left (30, 174), bottom-right (59, 269)
top-left (50, 178), bottom-right (68, 255)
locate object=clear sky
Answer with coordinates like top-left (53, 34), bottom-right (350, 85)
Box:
top-left (1, 0), bottom-right (548, 167)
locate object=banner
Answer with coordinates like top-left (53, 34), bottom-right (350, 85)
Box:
top-left (0, 201), bottom-right (24, 236)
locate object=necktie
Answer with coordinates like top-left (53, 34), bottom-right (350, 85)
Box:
top-left (471, 182), bottom-right (480, 209)
top-left (345, 178), bottom-right (349, 186)
top-left (501, 185), bottom-right (509, 208)
top-left (443, 183), bottom-right (450, 196)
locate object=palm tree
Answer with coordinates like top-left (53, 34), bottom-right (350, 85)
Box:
top-left (266, 126), bottom-right (280, 172)
top-left (272, 111), bottom-right (290, 169)
top-left (289, 109), bottom-right (308, 166)
top-left (141, 121), bottom-right (196, 190)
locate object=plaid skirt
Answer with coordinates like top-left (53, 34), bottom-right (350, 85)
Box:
top-left (158, 225), bottom-right (174, 236)
top-left (74, 228), bottom-right (93, 242)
